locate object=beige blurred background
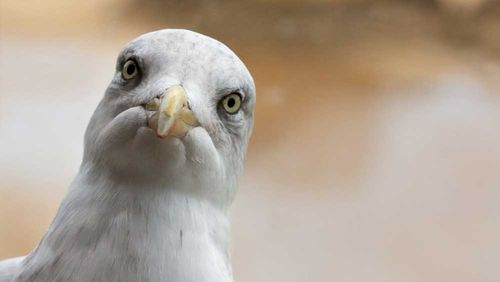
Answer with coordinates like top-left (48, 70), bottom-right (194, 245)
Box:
top-left (1, 0), bottom-right (500, 281)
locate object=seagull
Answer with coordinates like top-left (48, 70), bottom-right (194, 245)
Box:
top-left (0, 29), bottom-right (255, 282)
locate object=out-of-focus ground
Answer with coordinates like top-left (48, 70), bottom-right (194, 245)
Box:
top-left (1, 0), bottom-right (500, 281)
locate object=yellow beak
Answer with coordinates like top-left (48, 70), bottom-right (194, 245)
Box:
top-left (146, 85), bottom-right (199, 138)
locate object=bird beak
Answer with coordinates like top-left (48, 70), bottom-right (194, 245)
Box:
top-left (145, 85), bottom-right (199, 138)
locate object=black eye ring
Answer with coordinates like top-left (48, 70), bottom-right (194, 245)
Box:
top-left (122, 59), bottom-right (139, 80)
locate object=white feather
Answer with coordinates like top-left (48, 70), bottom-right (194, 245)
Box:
top-left (0, 29), bottom-right (255, 282)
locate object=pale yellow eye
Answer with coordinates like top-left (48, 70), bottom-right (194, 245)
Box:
top-left (122, 60), bottom-right (138, 80)
top-left (221, 93), bottom-right (242, 114)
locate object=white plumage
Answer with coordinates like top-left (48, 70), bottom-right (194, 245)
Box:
top-left (0, 29), bottom-right (255, 282)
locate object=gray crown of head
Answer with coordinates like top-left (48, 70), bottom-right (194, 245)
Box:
top-left (0, 29), bottom-right (256, 282)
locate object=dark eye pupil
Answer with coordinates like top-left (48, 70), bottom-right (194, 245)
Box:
top-left (227, 98), bottom-right (235, 108)
top-left (126, 63), bottom-right (136, 75)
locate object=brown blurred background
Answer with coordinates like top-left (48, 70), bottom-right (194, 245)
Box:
top-left (1, 0), bottom-right (500, 281)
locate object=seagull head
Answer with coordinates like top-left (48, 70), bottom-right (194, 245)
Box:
top-left (83, 29), bottom-right (255, 204)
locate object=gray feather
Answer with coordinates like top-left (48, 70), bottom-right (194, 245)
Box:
top-left (1, 29), bottom-right (255, 282)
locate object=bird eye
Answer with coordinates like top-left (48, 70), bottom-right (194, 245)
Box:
top-left (121, 59), bottom-right (138, 80)
top-left (221, 93), bottom-right (242, 114)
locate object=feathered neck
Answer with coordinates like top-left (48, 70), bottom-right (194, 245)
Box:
top-left (16, 165), bottom-right (234, 282)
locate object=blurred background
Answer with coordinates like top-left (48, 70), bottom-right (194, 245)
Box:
top-left (1, 0), bottom-right (500, 281)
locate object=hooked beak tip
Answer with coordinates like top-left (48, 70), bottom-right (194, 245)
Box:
top-left (145, 85), bottom-right (199, 138)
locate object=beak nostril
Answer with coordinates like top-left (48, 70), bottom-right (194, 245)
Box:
top-left (146, 85), bottom-right (198, 138)
top-left (144, 97), bottom-right (160, 111)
